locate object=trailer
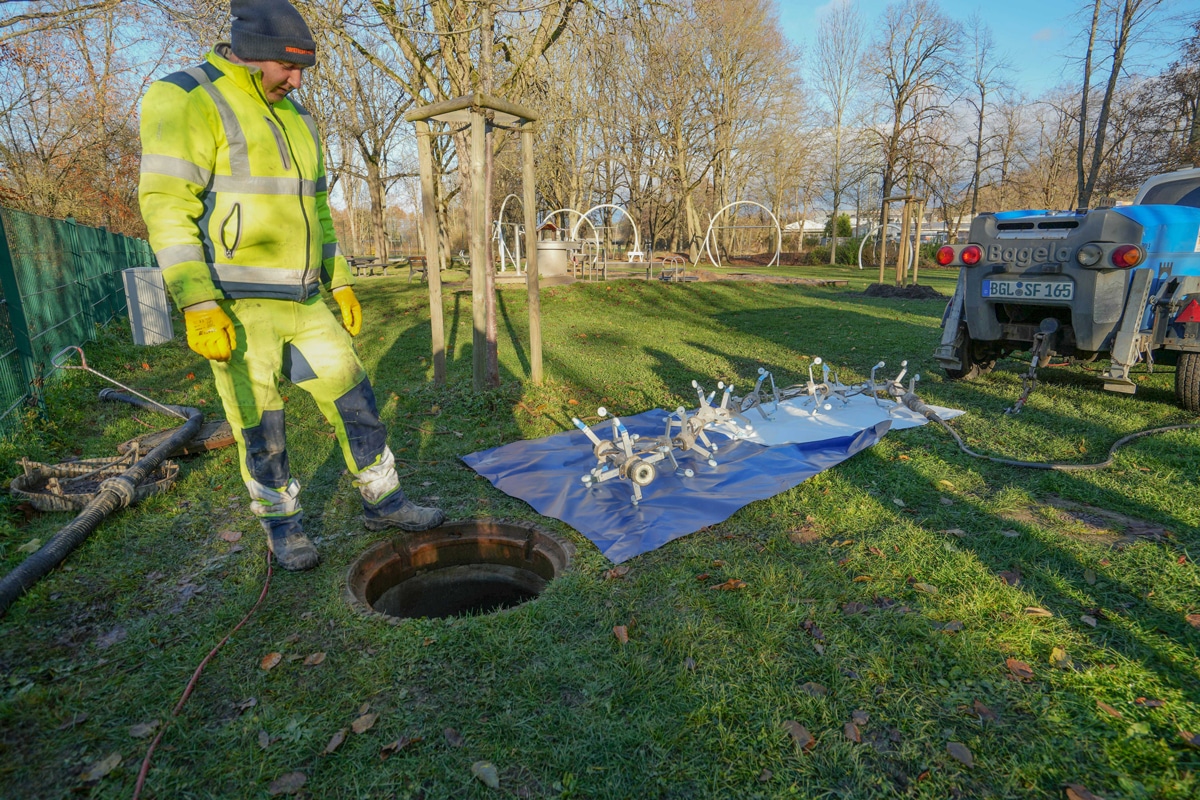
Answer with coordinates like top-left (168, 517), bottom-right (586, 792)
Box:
top-left (933, 168), bottom-right (1200, 412)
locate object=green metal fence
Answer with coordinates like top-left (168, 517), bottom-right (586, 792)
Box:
top-left (0, 208), bottom-right (155, 429)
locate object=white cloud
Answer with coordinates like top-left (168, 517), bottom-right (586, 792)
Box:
top-left (1032, 27), bottom-right (1055, 43)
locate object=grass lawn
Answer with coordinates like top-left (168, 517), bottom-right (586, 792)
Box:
top-left (1, 265), bottom-right (1197, 799)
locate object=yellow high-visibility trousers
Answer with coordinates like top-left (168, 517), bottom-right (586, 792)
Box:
top-left (207, 295), bottom-right (402, 518)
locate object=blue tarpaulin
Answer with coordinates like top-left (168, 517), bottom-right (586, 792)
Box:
top-left (462, 410), bottom-right (890, 563)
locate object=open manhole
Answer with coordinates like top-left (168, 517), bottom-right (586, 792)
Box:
top-left (346, 520), bottom-right (573, 620)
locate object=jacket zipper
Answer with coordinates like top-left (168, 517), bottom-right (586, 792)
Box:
top-left (255, 84), bottom-right (311, 290)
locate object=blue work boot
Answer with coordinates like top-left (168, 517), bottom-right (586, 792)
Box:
top-left (260, 512), bottom-right (319, 571)
top-left (362, 491), bottom-right (445, 532)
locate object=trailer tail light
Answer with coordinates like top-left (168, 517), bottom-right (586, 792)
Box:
top-left (935, 246), bottom-right (955, 266)
top-left (1110, 244), bottom-right (1144, 268)
top-left (1076, 244), bottom-right (1103, 266)
top-left (960, 245), bottom-right (982, 266)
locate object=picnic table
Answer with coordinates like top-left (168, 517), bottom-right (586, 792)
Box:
top-left (347, 256), bottom-right (415, 278)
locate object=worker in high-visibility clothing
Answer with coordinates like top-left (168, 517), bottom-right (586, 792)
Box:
top-left (137, 0), bottom-right (443, 570)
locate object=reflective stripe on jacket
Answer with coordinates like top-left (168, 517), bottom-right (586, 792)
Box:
top-left (138, 45), bottom-right (353, 308)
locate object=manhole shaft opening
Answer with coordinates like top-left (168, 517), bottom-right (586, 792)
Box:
top-left (346, 520), bottom-right (572, 620)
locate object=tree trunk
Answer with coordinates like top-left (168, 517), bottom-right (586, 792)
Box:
top-left (1080, 0), bottom-right (1139, 209)
top-left (1075, 0), bottom-right (1102, 209)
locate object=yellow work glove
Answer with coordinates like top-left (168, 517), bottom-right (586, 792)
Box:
top-left (183, 302), bottom-right (237, 362)
top-left (333, 286), bottom-right (362, 337)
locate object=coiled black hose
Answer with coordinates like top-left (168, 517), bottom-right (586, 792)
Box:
top-left (0, 390), bottom-right (202, 618)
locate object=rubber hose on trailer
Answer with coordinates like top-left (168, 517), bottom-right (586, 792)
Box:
top-left (0, 391), bottom-right (202, 617)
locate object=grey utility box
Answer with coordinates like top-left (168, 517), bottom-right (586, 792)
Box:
top-left (122, 267), bottom-right (174, 346)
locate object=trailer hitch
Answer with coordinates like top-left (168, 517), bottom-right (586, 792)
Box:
top-left (1006, 318), bottom-right (1060, 414)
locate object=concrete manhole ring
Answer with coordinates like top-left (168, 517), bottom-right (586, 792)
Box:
top-left (345, 519), bottom-right (574, 621)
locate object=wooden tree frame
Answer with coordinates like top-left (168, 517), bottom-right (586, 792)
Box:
top-left (405, 93), bottom-right (542, 390)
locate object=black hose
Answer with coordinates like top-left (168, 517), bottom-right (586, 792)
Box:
top-left (0, 391), bottom-right (202, 618)
top-left (900, 392), bottom-right (1200, 472)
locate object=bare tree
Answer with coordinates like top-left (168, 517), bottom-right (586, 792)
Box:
top-left (962, 14), bottom-right (1010, 216)
top-left (1074, 0), bottom-right (1163, 208)
top-left (815, 0), bottom-right (863, 264)
top-left (867, 0), bottom-right (959, 282)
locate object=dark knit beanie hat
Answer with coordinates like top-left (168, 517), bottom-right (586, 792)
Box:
top-left (230, 0), bottom-right (316, 66)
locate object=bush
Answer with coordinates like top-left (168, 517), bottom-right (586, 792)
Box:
top-left (803, 237), bottom-right (862, 266)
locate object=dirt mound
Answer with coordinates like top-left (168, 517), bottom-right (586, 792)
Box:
top-left (861, 283), bottom-right (945, 300)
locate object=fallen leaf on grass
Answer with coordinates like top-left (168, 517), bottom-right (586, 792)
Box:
top-left (1096, 701), bottom-right (1122, 719)
top-left (613, 625), bottom-right (629, 644)
top-left (267, 772), bottom-right (306, 796)
top-left (444, 727), bottom-right (465, 747)
top-left (801, 620), bottom-right (825, 640)
top-left (1007, 658), bottom-right (1035, 680)
top-left (1084, 569), bottom-right (1097, 585)
top-left (219, 530), bottom-right (242, 543)
top-left (1180, 731), bottom-right (1200, 749)
top-left (351, 712), bottom-right (378, 734)
top-left (853, 575), bottom-right (873, 583)
top-left (303, 652), bottom-right (326, 666)
top-left (603, 566), bottom-right (630, 580)
top-left (1134, 697), bottom-right (1164, 708)
top-left (999, 569), bottom-right (1022, 586)
top-left (758, 768), bottom-right (773, 782)
top-left (234, 697), bottom-right (257, 712)
top-left (942, 620), bottom-right (964, 633)
top-left (971, 700), bottom-right (998, 722)
top-left (844, 722), bottom-right (862, 743)
top-left (707, 579), bottom-right (747, 591)
top-left (79, 752), bottom-right (121, 782)
top-left (938, 480), bottom-right (955, 490)
top-left (258, 730), bottom-right (272, 750)
top-left (783, 721), bottom-right (815, 752)
top-left (57, 712), bottom-right (88, 730)
top-left (912, 582), bottom-right (938, 595)
top-left (946, 741), bottom-right (973, 767)
top-left (943, 528), bottom-right (967, 537)
top-left (842, 601), bottom-right (868, 615)
top-left (1186, 613), bottom-right (1200, 629)
top-left (1050, 646), bottom-right (1073, 669)
top-left (260, 652), bottom-right (282, 671)
top-left (380, 735), bottom-right (422, 759)
top-left (851, 710), bottom-right (870, 725)
top-left (1001, 529), bottom-right (1021, 538)
top-left (129, 720), bottom-right (160, 739)
top-left (1025, 607), bottom-right (1054, 618)
top-left (16, 538), bottom-right (41, 554)
top-left (892, 498), bottom-right (906, 507)
top-left (1065, 784), bottom-right (1106, 800)
top-left (471, 761), bottom-right (500, 789)
top-left (323, 729), bottom-right (347, 754)
top-left (799, 682), bottom-right (827, 697)
top-left (1081, 615), bottom-right (1098, 628)
top-left (868, 546), bottom-right (884, 557)
top-left (694, 572), bottom-right (710, 581)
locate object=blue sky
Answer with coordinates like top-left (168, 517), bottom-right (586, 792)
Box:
top-left (776, 0), bottom-right (1191, 97)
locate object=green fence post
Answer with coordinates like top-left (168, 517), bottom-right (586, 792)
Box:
top-left (0, 211), bottom-right (40, 414)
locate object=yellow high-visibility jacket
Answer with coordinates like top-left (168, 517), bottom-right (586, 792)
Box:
top-left (138, 45), bottom-right (353, 309)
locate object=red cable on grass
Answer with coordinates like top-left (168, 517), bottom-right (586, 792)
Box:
top-left (132, 552), bottom-right (273, 800)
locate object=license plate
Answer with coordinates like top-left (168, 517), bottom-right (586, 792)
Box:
top-left (982, 280), bottom-right (1074, 300)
